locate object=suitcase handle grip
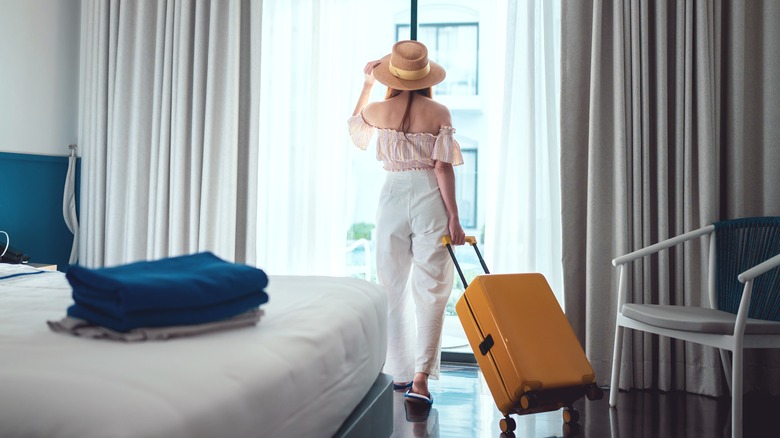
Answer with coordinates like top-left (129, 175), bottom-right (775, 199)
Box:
top-left (441, 235), bottom-right (490, 289)
top-left (441, 235), bottom-right (478, 246)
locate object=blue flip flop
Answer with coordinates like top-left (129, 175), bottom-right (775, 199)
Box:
top-left (404, 388), bottom-right (434, 405)
top-left (393, 381), bottom-right (413, 391)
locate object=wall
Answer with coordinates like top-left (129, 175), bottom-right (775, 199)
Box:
top-left (0, 153), bottom-right (79, 270)
top-left (0, 0), bottom-right (81, 270)
top-left (0, 0), bottom-right (80, 156)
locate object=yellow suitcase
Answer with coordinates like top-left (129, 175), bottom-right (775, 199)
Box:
top-left (443, 236), bottom-right (603, 434)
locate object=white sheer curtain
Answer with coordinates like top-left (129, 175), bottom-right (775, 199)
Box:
top-left (485, 0), bottom-right (563, 301)
top-left (78, 0), bottom-right (261, 267)
top-left (254, 0), bottom-right (370, 275)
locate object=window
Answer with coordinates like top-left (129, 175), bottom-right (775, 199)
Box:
top-left (455, 148), bottom-right (477, 229)
top-left (395, 23), bottom-right (479, 96)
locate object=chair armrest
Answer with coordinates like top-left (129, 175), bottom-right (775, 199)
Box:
top-left (738, 252), bottom-right (780, 283)
top-left (612, 225), bottom-right (715, 267)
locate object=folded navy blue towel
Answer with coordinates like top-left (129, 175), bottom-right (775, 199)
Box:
top-left (65, 252), bottom-right (269, 332)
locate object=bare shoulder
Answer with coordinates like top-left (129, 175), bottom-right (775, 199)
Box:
top-left (425, 98), bottom-right (453, 126)
top-left (361, 102), bottom-right (380, 124)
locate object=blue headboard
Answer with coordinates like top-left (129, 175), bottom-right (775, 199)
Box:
top-left (0, 152), bottom-right (80, 271)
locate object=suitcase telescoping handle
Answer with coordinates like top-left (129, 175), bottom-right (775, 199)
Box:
top-left (441, 235), bottom-right (490, 289)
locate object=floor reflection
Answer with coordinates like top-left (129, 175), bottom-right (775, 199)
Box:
top-left (600, 388), bottom-right (730, 438)
top-left (389, 363), bottom-right (779, 438)
top-left (393, 401), bottom-right (439, 438)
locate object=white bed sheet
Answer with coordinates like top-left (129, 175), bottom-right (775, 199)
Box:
top-left (0, 263), bottom-right (387, 438)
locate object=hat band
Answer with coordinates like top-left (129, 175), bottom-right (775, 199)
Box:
top-left (389, 60), bottom-right (431, 81)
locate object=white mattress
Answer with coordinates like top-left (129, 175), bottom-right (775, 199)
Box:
top-left (0, 263), bottom-right (387, 438)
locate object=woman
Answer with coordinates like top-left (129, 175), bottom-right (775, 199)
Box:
top-left (347, 40), bottom-right (466, 405)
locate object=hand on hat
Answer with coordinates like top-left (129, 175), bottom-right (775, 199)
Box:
top-left (363, 60), bottom-right (382, 87)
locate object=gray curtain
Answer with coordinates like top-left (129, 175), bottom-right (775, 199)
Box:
top-left (78, 0), bottom-right (261, 267)
top-left (561, 0), bottom-right (780, 397)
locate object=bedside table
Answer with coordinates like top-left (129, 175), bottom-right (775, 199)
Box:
top-left (28, 263), bottom-right (57, 271)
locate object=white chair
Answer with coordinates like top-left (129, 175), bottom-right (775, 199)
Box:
top-left (609, 217), bottom-right (780, 438)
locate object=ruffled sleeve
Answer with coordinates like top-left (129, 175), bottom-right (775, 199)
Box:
top-left (347, 113), bottom-right (375, 150)
top-left (431, 126), bottom-right (464, 166)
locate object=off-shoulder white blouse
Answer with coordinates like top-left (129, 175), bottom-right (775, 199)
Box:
top-left (347, 113), bottom-right (464, 172)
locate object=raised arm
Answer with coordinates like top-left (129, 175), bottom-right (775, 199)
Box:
top-left (352, 60), bottom-right (381, 116)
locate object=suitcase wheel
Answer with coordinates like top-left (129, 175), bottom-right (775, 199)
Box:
top-left (519, 392), bottom-right (537, 410)
top-left (586, 383), bottom-right (604, 401)
top-left (562, 421), bottom-right (580, 437)
top-left (499, 416), bottom-right (516, 433)
top-left (562, 407), bottom-right (580, 424)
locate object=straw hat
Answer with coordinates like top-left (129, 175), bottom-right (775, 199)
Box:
top-left (373, 40), bottom-right (446, 91)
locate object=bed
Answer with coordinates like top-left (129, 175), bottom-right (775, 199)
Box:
top-left (0, 263), bottom-right (392, 438)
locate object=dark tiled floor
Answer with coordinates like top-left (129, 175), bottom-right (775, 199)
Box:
top-left (390, 363), bottom-right (779, 438)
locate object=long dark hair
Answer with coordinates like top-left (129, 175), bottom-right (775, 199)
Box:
top-left (385, 87), bottom-right (433, 137)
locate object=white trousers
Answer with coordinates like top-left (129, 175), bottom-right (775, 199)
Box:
top-left (375, 169), bottom-right (454, 382)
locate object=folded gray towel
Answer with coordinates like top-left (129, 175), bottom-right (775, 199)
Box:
top-left (47, 308), bottom-right (263, 341)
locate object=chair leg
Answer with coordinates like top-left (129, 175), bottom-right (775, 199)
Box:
top-left (719, 349), bottom-right (732, 393)
top-left (732, 348), bottom-right (742, 438)
top-left (609, 324), bottom-right (625, 407)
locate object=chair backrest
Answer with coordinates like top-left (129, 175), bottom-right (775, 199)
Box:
top-left (714, 217), bottom-right (780, 321)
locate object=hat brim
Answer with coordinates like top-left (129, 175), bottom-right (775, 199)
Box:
top-left (372, 54), bottom-right (446, 91)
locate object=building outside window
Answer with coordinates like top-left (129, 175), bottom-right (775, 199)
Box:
top-left (396, 23), bottom-right (479, 96)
